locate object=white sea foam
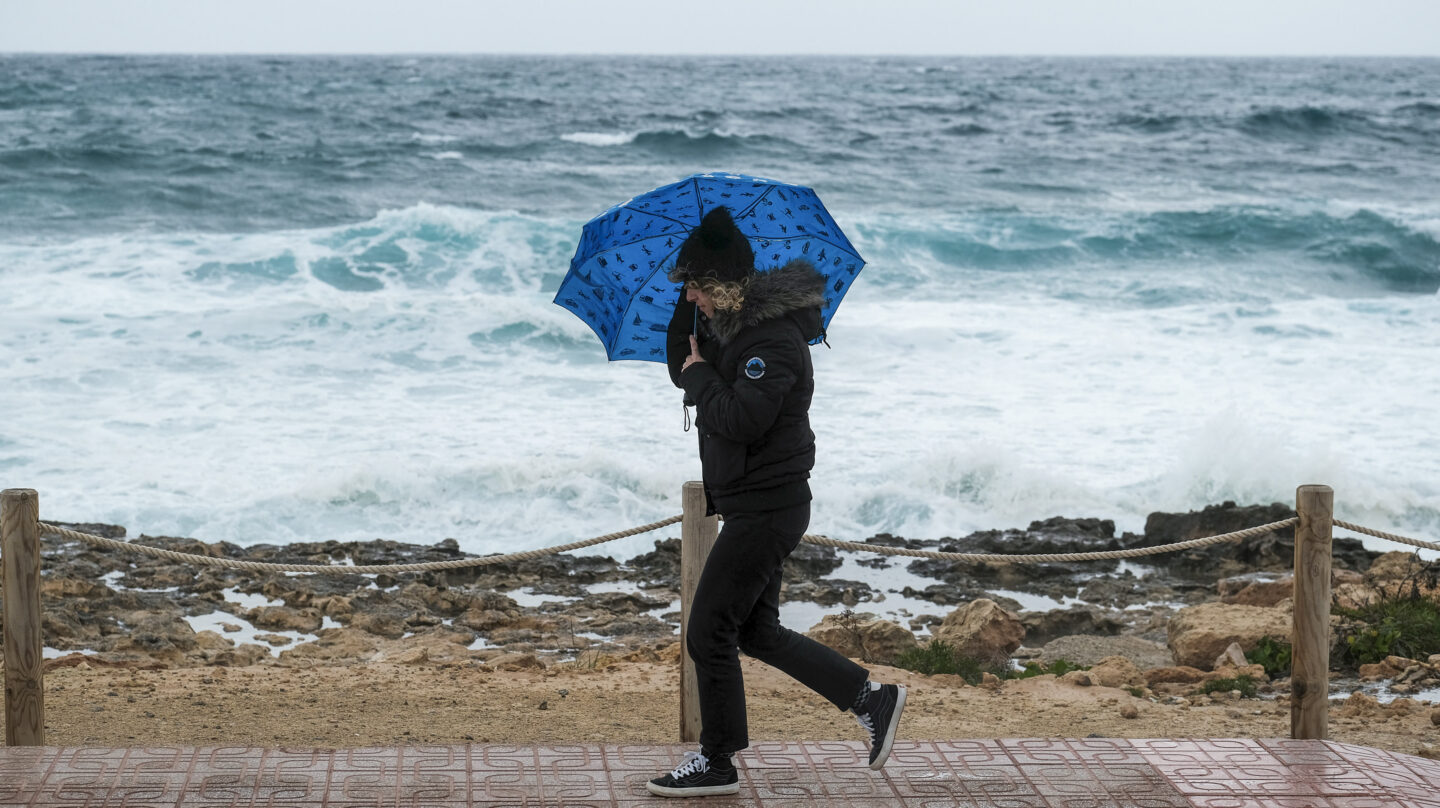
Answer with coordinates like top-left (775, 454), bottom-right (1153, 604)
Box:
top-left (427, 151), bottom-right (464, 160)
top-left (2, 204), bottom-right (1437, 561)
top-left (560, 131), bottom-right (637, 147)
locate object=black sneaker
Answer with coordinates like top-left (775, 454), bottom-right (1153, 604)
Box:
top-left (853, 682), bottom-right (907, 769)
top-left (646, 750), bottom-right (740, 798)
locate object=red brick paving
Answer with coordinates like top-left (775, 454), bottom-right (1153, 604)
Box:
top-left (3, 738), bottom-right (1438, 807)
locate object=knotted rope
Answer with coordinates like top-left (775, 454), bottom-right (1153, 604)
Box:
top-left (36, 517), bottom-right (681, 574)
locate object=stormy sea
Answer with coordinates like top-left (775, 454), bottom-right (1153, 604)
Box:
top-left (2, 55), bottom-right (1437, 561)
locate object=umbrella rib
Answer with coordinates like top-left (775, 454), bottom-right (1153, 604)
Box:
top-left (597, 230), bottom-right (690, 253)
top-left (732, 184), bottom-right (775, 220)
top-left (619, 206), bottom-right (692, 231)
top-left (612, 242), bottom-right (684, 360)
top-left (750, 233), bottom-right (865, 264)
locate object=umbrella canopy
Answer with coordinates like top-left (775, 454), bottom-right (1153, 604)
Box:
top-left (554, 172), bottom-right (865, 362)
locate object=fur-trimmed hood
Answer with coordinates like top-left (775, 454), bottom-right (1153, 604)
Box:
top-left (708, 259), bottom-right (826, 345)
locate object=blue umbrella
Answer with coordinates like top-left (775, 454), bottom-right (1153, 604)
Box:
top-left (554, 172), bottom-right (865, 362)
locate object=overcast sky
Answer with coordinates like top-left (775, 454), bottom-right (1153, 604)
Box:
top-left (4, 0), bottom-right (1438, 56)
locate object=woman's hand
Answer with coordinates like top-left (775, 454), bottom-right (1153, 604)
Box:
top-left (682, 335), bottom-right (706, 372)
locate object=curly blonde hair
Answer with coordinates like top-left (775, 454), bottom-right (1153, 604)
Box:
top-left (689, 278), bottom-right (747, 312)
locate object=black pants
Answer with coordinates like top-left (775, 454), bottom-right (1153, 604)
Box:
top-left (687, 501), bottom-right (869, 754)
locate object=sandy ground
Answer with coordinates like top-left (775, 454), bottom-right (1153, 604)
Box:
top-left (36, 657), bottom-right (1440, 758)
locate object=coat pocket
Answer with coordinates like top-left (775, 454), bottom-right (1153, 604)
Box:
top-left (701, 434), bottom-right (747, 488)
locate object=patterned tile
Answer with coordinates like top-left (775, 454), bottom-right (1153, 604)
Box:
top-left (1003, 737), bottom-right (1088, 766)
top-left (3, 738), bottom-right (1433, 808)
top-left (931, 738), bottom-right (1010, 767)
top-left (601, 743), bottom-right (682, 771)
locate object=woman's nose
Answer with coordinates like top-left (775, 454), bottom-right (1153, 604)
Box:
top-left (685, 288), bottom-right (698, 302)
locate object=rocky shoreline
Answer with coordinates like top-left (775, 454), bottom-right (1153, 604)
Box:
top-left (15, 501), bottom-right (1440, 711)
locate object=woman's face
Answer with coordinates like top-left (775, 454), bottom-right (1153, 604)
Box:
top-left (685, 283), bottom-right (716, 318)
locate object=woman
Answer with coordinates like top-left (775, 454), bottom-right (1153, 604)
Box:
top-left (647, 207), bottom-right (906, 798)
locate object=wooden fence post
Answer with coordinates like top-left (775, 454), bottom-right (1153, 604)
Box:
top-left (679, 481), bottom-right (719, 744)
top-left (1291, 484), bottom-right (1334, 740)
top-left (2, 488), bottom-right (45, 746)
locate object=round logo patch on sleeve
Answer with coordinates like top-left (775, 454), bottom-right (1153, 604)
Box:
top-left (744, 356), bottom-right (767, 380)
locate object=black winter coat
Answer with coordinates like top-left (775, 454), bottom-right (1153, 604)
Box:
top-left (667, 260), bottom-right (827, 515)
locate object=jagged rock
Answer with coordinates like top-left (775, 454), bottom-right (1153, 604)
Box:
top-left (899, 582), bottom-right (991, 606)
top-left (213, 643), bottom-right (271, 667)
top-left (909, 519), bottom-right (1127, 589)
top-left (247, 605), bottom-right (322, 633)
top-left (1214, 642), bottom-right (1249, 670)
top-left (467, 552), bottom-right (623, 591)
top-left (1088, 656), bottom-right (1147, 688)
top-left (783, 542), bottom-right (843, 581)
top-left (782, 578), bottom-right (876, 607)
top-left (1166, 603), bottom-right (1291, 669)
top-left (391, 648), bottom-right (430, 665)
top-left (626, 538), bottom-right (681, 586)
top-left (115, 613), bottom-right (197, 656)
top-left (1364, 553), bottom-right (1440, 599)
top-left (1367, 552), bottom-right (1428, 581)
top-left (489, 652), bottom-right (545, 671)
top-left (1022, 607), bottom-right (1127, 645)
top-left (459, 608), bottom-right (516, 632)
top-left (1220, 574), bottom-right (1294, 607)
top-left (279, 628), bottom-right (378, 663)
top-left (1059, 670), bottom-right (1093, 686)
top-left (346, 611), bottom-right (407, 639)
top-left (806, 614), bottom-right (917, 664)
top-left (193, 630), bottom-right (234, 652)
top-left (1145, 666), bottom-right (1207, 685)
top-left (1138, 501), bottom-right (1377, 577)
top-left (311, 595), bottom-right (354, 617)
top-left (581, 591), bottom-right (671, 615)
top-left (1075, 576), bottom-right (1159, 609)
top-left (40, 577), bottom-right (113, 599)
top-left (931, 599), bottom-right (1024, 663)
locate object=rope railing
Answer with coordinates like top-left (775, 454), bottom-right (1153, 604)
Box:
top-left (22, 514), bottom-right (1438, 575)
top-left (1332, 519), bottom-right (1440, 553)
top-left (3, 483), bottom-right (1437, 749)
top-left (35, 516), bottom-right (683, 574)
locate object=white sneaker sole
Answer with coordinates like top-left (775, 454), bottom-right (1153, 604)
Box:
top-left (869, 684), bottom-right (907, 770)
top-left (645, 780), bottom-right (740, 798)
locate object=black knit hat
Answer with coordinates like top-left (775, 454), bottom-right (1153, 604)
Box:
top-left (671, 207), bottom-right (754, 285)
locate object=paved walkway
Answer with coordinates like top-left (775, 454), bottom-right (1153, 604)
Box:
top-left (3, 738), bottom-right (1438, 807)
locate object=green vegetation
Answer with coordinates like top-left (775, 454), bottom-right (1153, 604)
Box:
top-left (892, 640), bottom-right (1087, 685)
top-left (1334, 595), bottom-right (1440, 666)
top-left (1199, 675), bottom-right (1258, 699)
top-left (1013, 658), bottom-right (1088, 679)
top-left (1245, 636), bottom-right (1293, 677)
top-left (893, 641), bottom-right (995, 683)
top-left (1332, 558), bottom-right (1440, 667)
top-left (1125, 686), bottom-right (1147, 699)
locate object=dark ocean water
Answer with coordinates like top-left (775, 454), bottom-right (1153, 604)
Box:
top-left (1, 55), bottom-right (1437, 551)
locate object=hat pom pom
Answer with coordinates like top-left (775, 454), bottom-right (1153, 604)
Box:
top-left (697, 207), bottom-right (739, 249)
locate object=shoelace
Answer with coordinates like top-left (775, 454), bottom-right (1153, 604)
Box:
top-left (670, 750), bottom-right (709, 779)
top-left (854, 710), bottom-right (876, 741)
